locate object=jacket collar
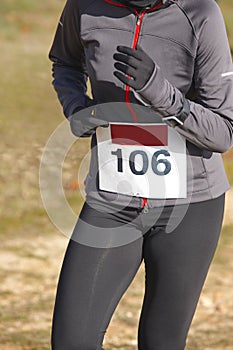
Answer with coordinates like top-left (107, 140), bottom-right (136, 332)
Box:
top-left (104, 0), bottom-right (175, 10)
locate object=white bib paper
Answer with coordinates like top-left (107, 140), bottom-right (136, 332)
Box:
top-left (96, 123), bottom-right (187, 199)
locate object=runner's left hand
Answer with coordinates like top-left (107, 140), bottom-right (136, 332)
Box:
top-left (113, 45), bottom-right (155, 90)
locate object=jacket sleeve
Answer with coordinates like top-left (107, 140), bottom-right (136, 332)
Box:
top-left (136, 2), bottom-right (233, 153)
top-left (174, 3), bottom-right (233, 153)
top-left (48, 0), bottom-right (92, 118)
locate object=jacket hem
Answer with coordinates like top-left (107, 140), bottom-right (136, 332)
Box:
top-left (85, 181), bottom-right (230, 209)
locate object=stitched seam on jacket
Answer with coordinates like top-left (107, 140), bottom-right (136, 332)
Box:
top-left (201, 156), bottom-right (212, 197)
top-left (140, 34), bottom-right (196, 58)
top-left (174, 1), bottom-right (198, 41)
top-left (82, 27), bottom-right (134, 34)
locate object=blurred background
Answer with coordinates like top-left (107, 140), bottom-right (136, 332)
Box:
top-left (0, 0), bottom-right (233, 349)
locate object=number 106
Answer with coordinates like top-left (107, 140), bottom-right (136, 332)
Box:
top-left (111, 149), bottom-right (171, 176)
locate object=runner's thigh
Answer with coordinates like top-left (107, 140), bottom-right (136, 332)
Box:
top-left (51, 203), bottom-right (143, 350)
top-left (138, 194), bottom-right (225, 350)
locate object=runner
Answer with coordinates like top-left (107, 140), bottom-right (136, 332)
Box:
top-left (49, 0), bottom-right (233, 349)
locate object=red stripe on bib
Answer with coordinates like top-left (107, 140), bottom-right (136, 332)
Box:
top-left (110, 124), bottom-right (168, 146)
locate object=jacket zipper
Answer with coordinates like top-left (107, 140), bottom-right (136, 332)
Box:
top-left (126, 10), bottom-right (149, 211)
top-left (125, 10), bottom-right (146, 104)
top-left (105, 0), bottom-right (163, 212)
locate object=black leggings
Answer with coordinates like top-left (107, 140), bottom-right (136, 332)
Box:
top-left (51, 194), bottom-right (225, 350)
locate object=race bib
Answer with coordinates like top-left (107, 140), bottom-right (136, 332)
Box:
top-left (96, 123), bottom-right (187, 199)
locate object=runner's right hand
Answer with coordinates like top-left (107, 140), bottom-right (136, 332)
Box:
top-left (69, 106), bottom-right (109, 138)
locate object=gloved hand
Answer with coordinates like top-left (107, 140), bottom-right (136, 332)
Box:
top-left (113, 45), bottom-right (155, 90)
top-left (113, 45), bottom-right (188, 121)
top-left (69, 106), bottom-right (109, 138)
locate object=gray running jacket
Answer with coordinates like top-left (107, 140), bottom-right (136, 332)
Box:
top-left (49, 0), bottom-right (233, 209)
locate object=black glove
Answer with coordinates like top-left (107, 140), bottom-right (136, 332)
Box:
top-left (113, 45), bottom-right (155, 90)
top-left (69, 106), bottom-right (109, 138)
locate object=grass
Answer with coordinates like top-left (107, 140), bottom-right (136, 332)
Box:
top-left (0, 1), bottom-right (233, 349)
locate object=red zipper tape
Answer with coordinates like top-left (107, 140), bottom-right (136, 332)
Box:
top-left (105, 0), bottom-right (163, 209)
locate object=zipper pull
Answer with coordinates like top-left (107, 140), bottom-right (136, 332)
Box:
top-left (142, 198), bottom-right (149, 213)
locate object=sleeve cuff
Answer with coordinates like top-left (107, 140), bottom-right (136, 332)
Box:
top-left (135, 64), bottom-right (184, 117)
